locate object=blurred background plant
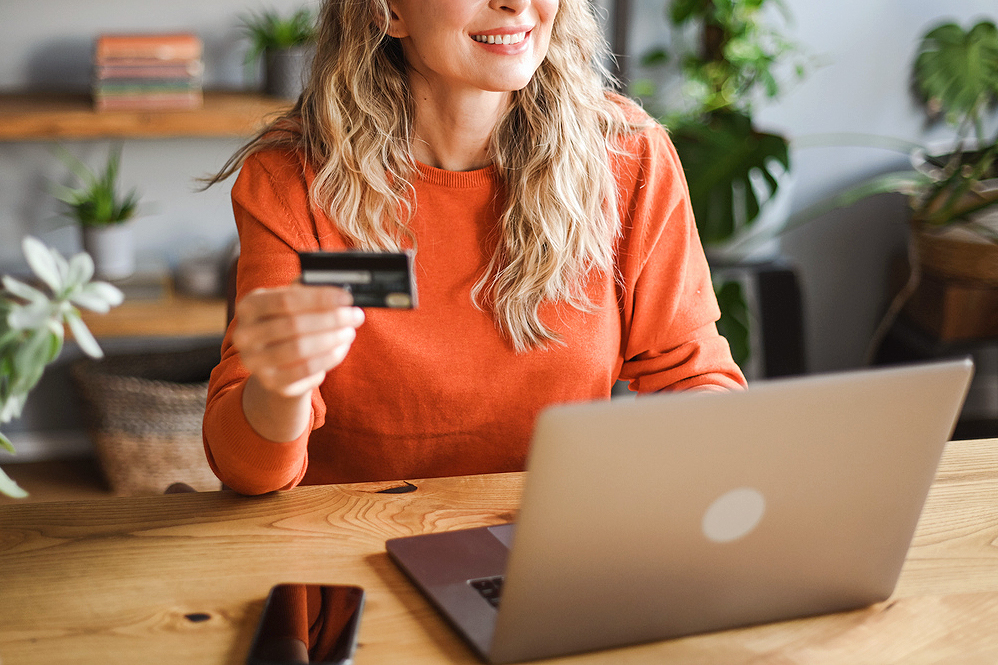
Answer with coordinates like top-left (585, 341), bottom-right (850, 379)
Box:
top-left (240, 5), bottom-right (318, 99)
top-left (240, 6), bottom-right (317, 64)
top-left (821, 19), bottom-right (998, 235)
top-left (881, 18), bottom-right (997, 233)
top-left (51, 144), bottom-right (141, 280)
top-left (0, 237), bottom-right (123, 498)
top-left (51, 145), bottom-right (140, 229)
top-left (632, 0), bottom-right (809, 368)
top-left (785, 18), bottom-right (998, 360)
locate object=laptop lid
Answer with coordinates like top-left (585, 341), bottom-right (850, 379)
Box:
top-left (387, 359), bottom-right (974, 663)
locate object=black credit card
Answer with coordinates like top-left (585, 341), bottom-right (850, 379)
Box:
top-left (298, 250), bottom-right (417, 309)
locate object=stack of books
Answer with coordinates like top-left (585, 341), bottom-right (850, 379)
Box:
top-left (92, 33), bottom-right (204, 112)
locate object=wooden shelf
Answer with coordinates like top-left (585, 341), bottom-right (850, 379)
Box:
top-left (0, 91), bottom-right (292, 140)
top-left (79, 291), bottom-right (227, 339)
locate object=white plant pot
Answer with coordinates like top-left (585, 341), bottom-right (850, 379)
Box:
top-left (82, 224), bottom-right (135, 280)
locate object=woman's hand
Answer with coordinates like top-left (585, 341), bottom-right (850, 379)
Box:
top-left (232, 283), bottom-right (365, 399)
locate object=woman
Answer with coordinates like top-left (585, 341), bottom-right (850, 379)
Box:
top-left (203, 0), bottom-right (746, 495)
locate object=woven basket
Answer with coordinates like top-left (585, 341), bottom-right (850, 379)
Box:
top-left (71, 346), bottom-right (222, 495)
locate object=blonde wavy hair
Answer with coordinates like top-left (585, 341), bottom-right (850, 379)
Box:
top-left (209, 0), bottom-right (645, 351)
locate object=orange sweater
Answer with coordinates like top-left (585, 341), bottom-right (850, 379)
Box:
top-left (203, 114), bottom-right (745, 494)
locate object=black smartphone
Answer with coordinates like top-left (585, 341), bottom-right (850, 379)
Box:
top-left (299, 250), bottom-right (417, 309)
top-left (246, 583), bottom-right (365, 665)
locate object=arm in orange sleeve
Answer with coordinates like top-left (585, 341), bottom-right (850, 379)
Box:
top-left (615, 123), bottom-right (747, 393)
top-left (202, 151), bottom-right (329, 495)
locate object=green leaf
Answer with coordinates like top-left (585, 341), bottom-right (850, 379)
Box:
top-left (10, 327), bottom-right (53, 398)
top-left (0, 325), bottom-right (22, 353)
top-left (241, 7), bottom-right (317, 61)
top-left (749, 170), bottom-right (931, 247)
top-left (641, 48), bottom-right (671, 67)
top-left (49, 182), bottom-right (85, 206)
top-left (0, 431), bottom-right (14, 454)
top-left (0, 463), bottom-right (28, 499)
top-left (53, 144), bottom-right (97, 186)
top-left (670, 0), bottom-right (706, 25)
top-left (51, 145), bottom-right (140, 227)
top-left (671, 110), bottom-right (790, 244)
top-left (914, 20), bottom-right (998, 127)
top-left (827, 171), bottom-right (930, 206)
top-left (714, 279), bottom-right (751, 367)
top-left (630, 78), bottom-right (657, 99)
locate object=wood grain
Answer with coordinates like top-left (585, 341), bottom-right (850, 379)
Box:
top-left (78, 292), bottom-right (227, 339)
top-left (0, 92), bottom-right (291, 141)
top-left (0, 475), bottom-right (522, 665)
top-left (1, 441), bottom-right (997, 664)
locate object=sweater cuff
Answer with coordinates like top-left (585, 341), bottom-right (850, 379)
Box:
top-left (203, 381), bottom-right (311, 495)
top-left (621, 325), bottom-right (747, 393)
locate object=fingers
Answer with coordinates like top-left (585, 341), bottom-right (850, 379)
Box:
top-left (232, 284), bottom-right (365, 397)
top-left (233, 307), bottom-right (364, 357)
top-left (235, 283), bottom-right (354, 326)
top-left (248, 325), bottom-right (357, 385)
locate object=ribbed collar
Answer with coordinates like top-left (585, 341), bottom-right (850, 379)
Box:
top-left (414, 161), bottom-right (498, 188)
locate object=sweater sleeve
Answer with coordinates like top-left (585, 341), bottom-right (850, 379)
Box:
top-left (202, 151), bottom-right (329, 495)
top-left (615, 123), bottom-right (747, 393)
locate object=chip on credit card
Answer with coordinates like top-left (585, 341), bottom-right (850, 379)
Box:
top-left (299, 250), bottom-right (417, 309)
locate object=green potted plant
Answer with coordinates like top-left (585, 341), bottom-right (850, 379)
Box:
top-left (813, 18), bottom-right (998, 350)
top-left (0, 237), bottom-right (124, 498)
top-left (241, 6), bottom-right (318, 100)
top-left (897, 19), bottom-right (998, 277)
top-left (51, 145), bottom-right (141, 281)
top-left (634, 0), bottom-right (807, 371)
top-left (910, 20), bottom-right (998, 231)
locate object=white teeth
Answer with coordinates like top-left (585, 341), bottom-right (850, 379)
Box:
top-left (472, 32), bottom-right (526, 45)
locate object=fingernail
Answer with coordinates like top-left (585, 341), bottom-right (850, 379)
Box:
top-left (351, 307), bottom-right (365, 325)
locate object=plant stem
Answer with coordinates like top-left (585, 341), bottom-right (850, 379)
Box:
top-left (864, 226), bottom-right (923, 365)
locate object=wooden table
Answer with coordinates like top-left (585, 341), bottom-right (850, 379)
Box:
top-left (2, 439), bottom-right (998, 664)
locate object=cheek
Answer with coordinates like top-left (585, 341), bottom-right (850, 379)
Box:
top-left (540, 0), bottom-right (559, 26)
top-left (535, 2), bottom-right (559, 49)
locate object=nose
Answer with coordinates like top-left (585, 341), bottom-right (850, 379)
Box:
top-left (490, 0), bottom-right (529, 14)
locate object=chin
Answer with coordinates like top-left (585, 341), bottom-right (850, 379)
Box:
top-left (481, 73), bottom-right (539, 93)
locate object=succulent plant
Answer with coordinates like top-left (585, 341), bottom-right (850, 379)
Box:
top-left (0, 237), bottom-right (124, 498)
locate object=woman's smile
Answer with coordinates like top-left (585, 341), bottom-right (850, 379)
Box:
top-left (387, 0), bottom-right (557, 95)
top-left (470, 30), bottom-right (529, 45)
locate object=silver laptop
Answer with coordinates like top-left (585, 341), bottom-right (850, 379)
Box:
top-left (386, 359), bottom-right (974, 663)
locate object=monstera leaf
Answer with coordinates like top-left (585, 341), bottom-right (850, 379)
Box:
top-left (714, 278), bottom-right (750, 367)
top-left (670, 110), bottom-right (790, 245)
top-left (914, 20), bottom-right (998, 127)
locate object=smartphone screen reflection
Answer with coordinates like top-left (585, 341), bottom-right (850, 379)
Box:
top-left (248, 583), bottom-right (365, 665)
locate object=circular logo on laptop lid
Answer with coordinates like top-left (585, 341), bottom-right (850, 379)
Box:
top-left (702, 487), bottom-right (766, 543)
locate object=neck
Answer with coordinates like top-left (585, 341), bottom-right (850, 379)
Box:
top-left (409, 83), bottom-right (509, 172)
